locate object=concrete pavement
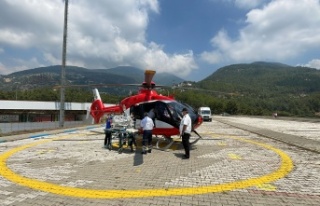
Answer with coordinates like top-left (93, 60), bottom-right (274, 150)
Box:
top-left (0, 117), bottom-right (319, 206)
top-left (214, 116), bottom-right (320, 154)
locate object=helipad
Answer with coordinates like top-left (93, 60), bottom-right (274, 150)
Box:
top-left (0, 118), bottom-right (319, 206)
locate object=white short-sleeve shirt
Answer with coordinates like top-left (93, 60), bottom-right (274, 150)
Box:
top-left (179, 113), bottom-right (192, 134)
top-left (140, 116), bottom-right (154, 130)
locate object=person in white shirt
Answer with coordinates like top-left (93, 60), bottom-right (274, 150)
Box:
top-left (179, 108), bottom-right (192, 159)
top-left (140, 112), bottom-right (154, 154)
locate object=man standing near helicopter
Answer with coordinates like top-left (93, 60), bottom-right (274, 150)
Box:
top-left (180, 108), bottom-right (192, 159)
top-left (140, 112), bottom-right (154, 154)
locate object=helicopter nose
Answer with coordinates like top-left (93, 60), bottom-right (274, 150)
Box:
top-left (194, 115), bottom-right (203, 129)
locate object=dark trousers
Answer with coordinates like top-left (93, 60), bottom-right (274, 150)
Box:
top-left (142, 130), bottom-right (153, 151)
top-left (128, 133), bottom-right (137, 151)
top-left (182, 133), bottom-right (190, 157)
top-left (104, 130), bottom-right (112, 149)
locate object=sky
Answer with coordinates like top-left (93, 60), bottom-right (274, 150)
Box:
top-left (0, 0), bottom-right (320, 81)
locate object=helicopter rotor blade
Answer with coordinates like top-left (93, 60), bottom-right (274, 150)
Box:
top-left (53, 83), bottom-right (142, 89)
top-left (173, 86), bottom-right (239, 96)
top-left (52, 69), bottom-right (173, 90)
top-left (53, 83), bottom-right (168, 89)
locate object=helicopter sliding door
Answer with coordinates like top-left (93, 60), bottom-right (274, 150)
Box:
top-left (129, 102), bottom-right (156, 129)
top-left (129, 101), bottom-right (180, 128)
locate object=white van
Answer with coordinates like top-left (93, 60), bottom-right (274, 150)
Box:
top-left (198, 107), bottom-right (212, 122)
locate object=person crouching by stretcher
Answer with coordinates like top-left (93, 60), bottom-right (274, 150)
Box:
top-left (104, 115), bottom-right (113, 150)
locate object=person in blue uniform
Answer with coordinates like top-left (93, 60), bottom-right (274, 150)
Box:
top-left (104, 115), bottom-right (113, 150)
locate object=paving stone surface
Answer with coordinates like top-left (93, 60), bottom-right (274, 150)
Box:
top-left (0, 116), bottom-right (319, 206)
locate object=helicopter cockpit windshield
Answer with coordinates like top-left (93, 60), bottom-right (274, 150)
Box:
top-left (167, 102), bottom-right (199, 123)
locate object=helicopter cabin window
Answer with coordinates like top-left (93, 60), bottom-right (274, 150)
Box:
top-left (165, 102), bottom-right (181, 121)
top-left (130, 102), bottom-right (157, 120)
top-left (167, 101), bottom-right (198, 123)
top-left (151, 102), bottom-right (164, 119)
top-left (153, 101), bottom-right (180, 126)
top-left (129, 101), bottom-right (186, 127)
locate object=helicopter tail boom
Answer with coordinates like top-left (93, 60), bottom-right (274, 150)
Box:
top-left (90, 100), bottom-right (123, 123)
top-left (90, 88), bottom-right (123, 123)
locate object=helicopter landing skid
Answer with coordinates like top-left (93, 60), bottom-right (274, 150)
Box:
top-left (190, 130), bottom-right (203, 145)
top-left (189, 136), bottom-right (201, 145)
top-left (155, 136), bottom-right (175, 151)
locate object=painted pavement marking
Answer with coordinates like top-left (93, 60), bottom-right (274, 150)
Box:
top-left (0, 133), bottom-right (293, 199)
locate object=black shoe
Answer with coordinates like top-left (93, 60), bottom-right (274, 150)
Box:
top-left (141, 151), bottom-right (147, 155)
top-left (182, 155), bottom-right (189, 159)
top-left (147, 149), bottom-right (151, 153)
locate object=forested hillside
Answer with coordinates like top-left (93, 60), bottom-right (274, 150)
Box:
top-left (1, 62), bottom-right (320, 118)
top-left (174, 62), bottom-right (320, 117)
top-left (197, 62), bottom-right (320, 95)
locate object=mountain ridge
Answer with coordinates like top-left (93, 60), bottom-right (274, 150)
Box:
top-left (1, 62), bottom-right (320, 117)
top-left (196, 62), bottom-right (320, 95)
top-left (0, 65), bottom-right (185, 91)
top-left (2, 61), bottom-right (320, 97)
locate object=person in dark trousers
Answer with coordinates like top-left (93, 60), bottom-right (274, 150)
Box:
top-left (179, 108), bottom-right (192, 159)
top-left (140, 112), bottom-right (154, 154)
top-left (104, 115), bottom-right (113, 150)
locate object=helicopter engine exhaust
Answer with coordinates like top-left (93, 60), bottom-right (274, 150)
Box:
top-left (144, 70), bottom-right (156, 88)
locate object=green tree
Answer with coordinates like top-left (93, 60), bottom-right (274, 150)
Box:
top-left (224, 100), bottom-right (238, 115)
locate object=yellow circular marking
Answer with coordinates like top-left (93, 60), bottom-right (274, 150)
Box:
top-left (228, 153), bottom-right (242, 160)
top-left (0, 134), bottom-right (293, 199)
top-left (256, 183), bottom-right (277, 191)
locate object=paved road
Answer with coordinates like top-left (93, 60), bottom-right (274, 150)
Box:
top-left (214, 116), bottom-right (320, 153)
top-left (0, 117), bottom-right (319, 206)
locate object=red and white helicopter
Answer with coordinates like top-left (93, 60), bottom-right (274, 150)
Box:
top-left (89, 70), bottom-right (204, 144)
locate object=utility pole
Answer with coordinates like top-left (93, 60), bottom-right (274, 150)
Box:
top-left (59, 0), bottom-right (68, 128)
top-left (14, 82), bottom-right (20, 100)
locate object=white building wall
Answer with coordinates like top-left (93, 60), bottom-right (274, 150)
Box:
top-left (0, 100), bottom-right (115, 134)
top-left (0, 100), bottom-right (115, 111)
